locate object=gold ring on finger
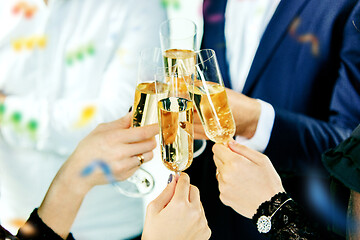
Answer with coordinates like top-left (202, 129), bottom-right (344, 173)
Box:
top-left (137, 154), bottom-right (145, 166)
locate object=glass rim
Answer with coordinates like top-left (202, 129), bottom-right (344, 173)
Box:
top-left (195, 49), bottom-right (217, 66)
top-left (159, 18), bottom-right (197, 40)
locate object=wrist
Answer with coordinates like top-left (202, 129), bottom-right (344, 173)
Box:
top-left (55, 160), bottom-right (93, 197)
top-left (252, 192), bottom-right (293, 234)
top-left (236, 98), bottom-right (261, 139)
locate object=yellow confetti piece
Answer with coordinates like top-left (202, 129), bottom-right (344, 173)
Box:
top-left (289, 17), bottom-right (320, 57)
top-left (25, 37), bottom-right (36, 49)
top-left (9, 218), bottom-right (26, 228)
top-left (11, 35), bottom-right (48, 52)
top-left (12, 39), bottom-right (24, 51)
top-left (74, 105), bottom-right (97, 128)
top-left (37, 36), bottom-right (47, 48)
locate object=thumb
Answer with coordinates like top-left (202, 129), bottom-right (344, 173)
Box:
top-left (148, 174), bottom-right (177, 213)
top-left (111, 112), bottom-right (132, 129)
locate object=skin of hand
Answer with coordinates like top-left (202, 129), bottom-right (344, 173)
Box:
top-left (36, 113), bottom-right (158, 238)
top-left (212, 140), bottom-right (285, 218)
top-left (142, 173), bottom-right (211, 240)
top-left (347, 190), bottom-right (360, 240)
top-left (193, 87), bottom-right (261, 140)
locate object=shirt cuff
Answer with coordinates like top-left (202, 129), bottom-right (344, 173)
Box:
top-left (235, 99), bottom-right (275, 152)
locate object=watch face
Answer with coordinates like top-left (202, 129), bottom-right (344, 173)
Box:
top-left (257, 215), bottom-right (272, 233)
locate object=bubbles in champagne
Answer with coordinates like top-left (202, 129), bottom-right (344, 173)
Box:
top-left (158, 97), bottom-right (193, 172)
top-left (132, 82), bottom-right (168, 127)
top-left (193, 81), bottom-right (235, 143)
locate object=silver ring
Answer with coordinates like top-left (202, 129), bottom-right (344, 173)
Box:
top-left (137, 154), bottom-right (145, 166)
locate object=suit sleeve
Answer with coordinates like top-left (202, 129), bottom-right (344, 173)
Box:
top-left (265, 2), bottom-right (360, 173)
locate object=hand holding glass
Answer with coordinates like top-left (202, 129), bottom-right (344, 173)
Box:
top-left (112, 49), bottom-right (166, 197)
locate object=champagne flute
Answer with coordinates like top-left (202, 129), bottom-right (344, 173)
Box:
top-left (156, 67), bottom-right (194, 174)
top-left (193, 49), bottom-right (236, 143)
top-left (112, 48), bottom-right (166, 198)
top-left (132, 48), bottom-right (167, 127)
top-left (160, 18), bottom-right (206, 157)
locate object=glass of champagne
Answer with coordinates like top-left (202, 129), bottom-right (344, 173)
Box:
top-left (193, 49), bottom-right (236, 143)
top-left (160, 18), bottom-right (206, 157)
top-left (156, 67), bottom-right (195, 174)
top-left (112, 48), bottom-right (166, 198)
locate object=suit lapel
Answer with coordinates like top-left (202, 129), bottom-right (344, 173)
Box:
top-left (243, 0), bottom-right (310, 94)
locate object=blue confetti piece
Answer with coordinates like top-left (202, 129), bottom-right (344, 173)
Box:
top-left (81, 159), bottom-right (116, 184)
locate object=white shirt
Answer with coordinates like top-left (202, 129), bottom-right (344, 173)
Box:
top-left (225, 0), bottom-right (280, 152)
top-left (167, 0), bottom-right (280, 152)
top-left (0, 0), bottom-right (166, 239)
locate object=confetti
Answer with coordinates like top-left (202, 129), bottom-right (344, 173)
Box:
top-left (27, 119), bottom-right (38, 132)
top-left (74, 105), bottom-right (97, 128)
top-left (12, 1), bottom-right (38, 19)
top-left (11, 36), bottom-right (48, 52)
top-left (86, 44), bottom-right (95, 55)
top-left (289, 17), bottom-right (320, 57)
top-left (11, 112), bottom-right (22, 124)
top-left (9, 218), bottom-right (26, 229)
top-left (161, 0), bottom-right (180, 10)
top-left (203, 0), bottom-right (224, 24)
top-left (76, 50), bottom-right (84, 61)
top-left (66, 43), bottom-right (96, 65)
top-left (207, 13), bottom-right (223, 23)
top-left (37, 36), bottom-right (47, 48)
top-left (25, 37), bottom-right (36, 49)
top-left (0, 103), bottom-right (5, 115)
top-left (12, 39), bottom-right (24, 52)
top-left (81, 159), bottom-right (116, 184)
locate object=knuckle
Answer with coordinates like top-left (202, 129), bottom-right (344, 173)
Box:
top-left (176, 200), bottom-right (187, 209)
top-left (150, 138), bottom-right (157, 149)
top-left (97, 123), bottom-right (108, 131)
top-left (219, 193), bottom-right (229, 206)
top-left (147, 151), bottom-right (154, 161)
top-left (221, 172), bottom-right (231, 184)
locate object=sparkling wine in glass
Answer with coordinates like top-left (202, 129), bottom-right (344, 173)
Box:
top-left (160, 18), bottom-right (206, 157)
top-left (156, 69), bottom-right (194, 174)
top-left (112, 48), bottom-right (166, 198)
top-left (132, 48), bottom-right (168, 127)
top-left (193, 49), bottom-right (236, 143)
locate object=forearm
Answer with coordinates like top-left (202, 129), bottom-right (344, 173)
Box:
top-left (37, 161), bottom-right (89, 239)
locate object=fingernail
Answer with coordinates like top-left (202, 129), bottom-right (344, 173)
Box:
top-left (167, 174), bottom-right (173, 184)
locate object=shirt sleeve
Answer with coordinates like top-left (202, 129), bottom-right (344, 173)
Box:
top-left (16, 208), bottom-right (75, 240)
top-left (235, 99), bottom-right (275, 152)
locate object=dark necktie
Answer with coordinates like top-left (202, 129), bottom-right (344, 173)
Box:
top-left (201, 0), bottom-right (231, 89)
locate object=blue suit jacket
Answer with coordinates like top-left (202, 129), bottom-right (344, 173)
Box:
top-left (188, 0), bottom-right (360, 239)
top-left (243, 0), bottom-right (360, 174)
